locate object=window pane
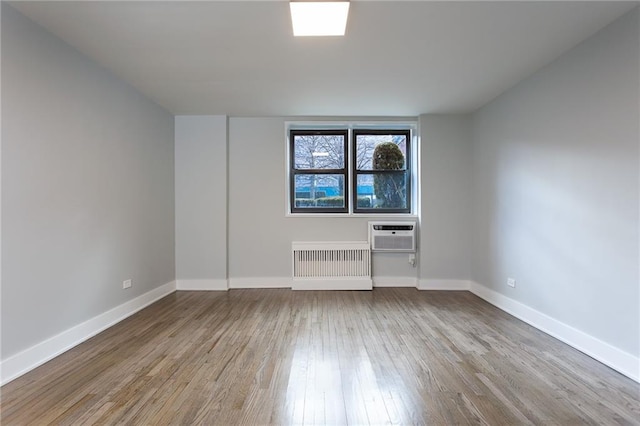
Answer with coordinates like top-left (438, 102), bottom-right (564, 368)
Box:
top-left (357, 172), bottom-right (407, 209)
top-left (294, 134), bottom-right (345, 169)
top-left (294, 174), bottom-right (345, 208)
top-left (355, 134), bottom-right (407, 171)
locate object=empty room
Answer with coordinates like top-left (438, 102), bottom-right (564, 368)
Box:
top-left (1, 0), bottom-right (639, 424)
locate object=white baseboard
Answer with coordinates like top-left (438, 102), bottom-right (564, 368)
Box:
top-left (373, 277), bottom-right (418, 288)
top-left (230, 277), bottom-right (416, 289)
top-left (292, 278), bottom-right (372, 291)
top-left (229, 277), bottom-right (292, 289)
top-left (6, 277), bottom-right (634, 385)
top-left (469, 281), bottom-right (639, 383)
top-left (176, 279), bottom-right (228, 291)
top-left (418, 279), bottom-right (471, 290)
top-left (0, 280), bottom-right (177, 386)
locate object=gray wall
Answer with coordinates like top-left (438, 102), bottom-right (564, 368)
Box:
top-left (1, 4), bottom-right (175, 359)
top-left (6, 0), bottom-right (634, 375)
top-left (177, 115), bottom-right (474, 284)
top-left (227, 117), bottom-right (419, 282)
top-left (471, 8), bottom-right (639, 355)
top-left (419, 115), bottom-right (473, 281)
top-left (175, 116), bottom-right (228, 281)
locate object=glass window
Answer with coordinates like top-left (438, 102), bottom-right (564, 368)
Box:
top-left (289, 127), bottom-right (412, 214)
top-left (293, 174), bottom-right (346, 209)
top-left (290, 130), bottom-right (348, 213)
top-left (353, 130), bottom-right (411, 213)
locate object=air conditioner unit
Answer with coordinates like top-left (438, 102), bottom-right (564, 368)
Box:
top-left (369, 221), bottom-right (416, 252)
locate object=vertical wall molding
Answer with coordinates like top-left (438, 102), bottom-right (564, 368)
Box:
top-left (176, 279), bottom-right (228, 291)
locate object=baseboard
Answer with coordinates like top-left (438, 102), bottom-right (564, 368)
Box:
top-left (230, 277), bottom-right (416, 289)
top-left (228, 277), bottom-right (292, 289)
top-left (418, 279), bottom-right (471, 290)
top-left (373, 276), bottom-right (418, 288)
top-left (0, 280), bottom-right (177, 386)
top-left (292, 278), bottom-right (372, 291)
top-left (469, 281), bottom-right (639, 383)
top-left (176, 279), bottom-right (228, 291)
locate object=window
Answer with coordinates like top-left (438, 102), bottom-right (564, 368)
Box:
top-left (290, 130), bottom-right (348, 213)
top-left (289, 126), bottom-right (414, 214)
top-left (353, 129), bottom-right (411, 213)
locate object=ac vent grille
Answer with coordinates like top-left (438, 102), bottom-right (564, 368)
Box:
top-left (369, 221), bottom-right (417, 252)
top-left (373, 235), bottom-right (414, 251)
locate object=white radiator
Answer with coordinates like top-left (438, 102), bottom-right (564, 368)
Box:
top-left (291, 241), bottom-right (372, 290)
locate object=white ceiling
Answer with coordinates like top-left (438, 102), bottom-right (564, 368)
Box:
top-left (9, 1), bottom-right (637, 116)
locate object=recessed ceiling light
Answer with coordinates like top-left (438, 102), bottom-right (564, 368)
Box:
top-left (290, 1), bottom-right (350, 37)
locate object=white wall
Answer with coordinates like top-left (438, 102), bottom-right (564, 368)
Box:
top-left (175, 116), bottom-right (228, 289)
top-left (1, 4), bottom-right (175, 359)
top-left (471, 8), bottom-right (639, 357)
top-left (419, 115), bottom-right (473, 286)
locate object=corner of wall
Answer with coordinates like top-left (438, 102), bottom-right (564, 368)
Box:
top-left (469, 281), bottom-right (639, 382)
top-left (1, 281), bottom-right (177, 386)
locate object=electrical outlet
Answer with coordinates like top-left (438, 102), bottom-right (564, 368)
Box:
top-left (507, 278), bottom-right (516, 288)
top-left (123, 279), bottom-right (132, 289)
top-left (408, 254), bottom-right (416, 267)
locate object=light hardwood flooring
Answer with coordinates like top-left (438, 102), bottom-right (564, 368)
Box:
top-left (1, 289), bottom-right (639, 425)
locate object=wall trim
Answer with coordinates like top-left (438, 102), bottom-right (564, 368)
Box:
top-left (228, 277), bottom-right (292, 289)
top-left (373, 276), bottom-right (418, 288)
top-left (418, 279), bottom-right (471, 290)
top-left (176, 279), bottom-right (228, 291)
top-left (292, 278), bottom-right (372, 291)
top-left (0, 281), bottom-right (177, 386)
top-left (469, 281), bottom-right (639, 383)
top-left (4, 278), bottom-right (635, 384)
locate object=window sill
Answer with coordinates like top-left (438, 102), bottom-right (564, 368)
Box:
top-left (286, 212), bottom-right (418, 218)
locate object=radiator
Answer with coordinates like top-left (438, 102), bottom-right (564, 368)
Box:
top-left (291, 241), bottom-right (372, 290)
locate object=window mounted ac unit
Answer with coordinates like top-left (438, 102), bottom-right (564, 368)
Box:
top-left (369, 221), bottom-right (416, 252)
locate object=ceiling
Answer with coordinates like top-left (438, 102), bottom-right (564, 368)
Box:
top-left (9, 1), bottom-right (638, 116)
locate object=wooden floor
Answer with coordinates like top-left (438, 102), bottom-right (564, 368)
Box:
top-left (1, 289), bottom-right (639, 425)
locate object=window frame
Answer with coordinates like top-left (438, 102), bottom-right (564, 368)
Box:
top-left (287, 122), bottom-right (417, 216)
top-left (352, 129), bottom-right (412, 214)
top-left (289, 129), bottom-right (349, 214)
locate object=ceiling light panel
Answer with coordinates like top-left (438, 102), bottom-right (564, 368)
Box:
top-left (290, 1), bottom-right (350, 37)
